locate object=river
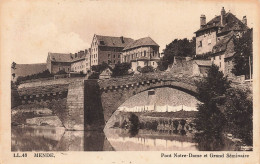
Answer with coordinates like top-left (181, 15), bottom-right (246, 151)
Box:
top-left (11, 126), bottom-right (240, 151)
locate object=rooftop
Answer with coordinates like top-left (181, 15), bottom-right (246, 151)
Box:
top-left (95, 35), bottom-right (134, 48)
top-left (123, 37), bottom-right (159, 51)
top-left (195, 12), bottom-right (249, 34)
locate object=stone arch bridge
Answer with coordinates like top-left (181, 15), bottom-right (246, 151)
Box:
top-left (15, 74), bottom-right (200, 131)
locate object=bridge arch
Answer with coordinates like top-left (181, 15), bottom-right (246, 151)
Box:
top-left (84, 79), bottom-right (198, 130)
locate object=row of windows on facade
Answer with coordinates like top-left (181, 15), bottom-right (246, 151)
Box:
top-left (74, 64), bottom-right (87, 71)
top-left (123, 51), bottom-right (157, 61)
top-left (108, 60), bottom-right (120, 64)
top-left (108, 54), bottom-right (121, 58)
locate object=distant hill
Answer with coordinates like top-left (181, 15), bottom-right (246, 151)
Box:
top-left (11, 63), bottom-right (47, 81)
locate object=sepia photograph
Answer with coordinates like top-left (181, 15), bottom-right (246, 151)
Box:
top-left (1, 0), bottom-right (260, 163)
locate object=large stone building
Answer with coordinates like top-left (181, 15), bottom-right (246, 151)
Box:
top-left (90, 34), bottom-right (134, 66)
top-left (47, 49), bottom-right (90, 74)
top-left (46, 52), bottom-right (73, 74)
top-left (121, 37), bottom-right (160, 72)
top-left (71, 49), bottom-right (91, 74)
top-left (195, 7), bottom-right (249, 77)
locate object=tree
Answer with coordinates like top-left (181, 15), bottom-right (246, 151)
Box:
top-left (139, 66), bottom-right (154, 73)
top-left (56, 70), bottom-right (67, 75)
top-left (91, 62), bottom-right (110, 73)
top-left (112, 62), bottom-right (131, 77)
top-left (11, 62), bottom-right (16, 70)
top-left (232, 29), bottom-right (253, 77)
top-left (129, 113), bottom-right (140, 136)
top-left (11, 62), bottom-right (17, 80)
top-left (194, 65), bottom-right (231, 150)
top-left (180, 119), bottom-right (186, 130)
top-left (173, 120), bottom-right (179, 131)
top-left (224, 88), bottom-right (253, 145)
top-left (158, 37), bottom-right (195, 71)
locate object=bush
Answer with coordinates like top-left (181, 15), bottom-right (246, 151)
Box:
top-left (224, 88), bottom-right (253, 145)
top-left (129, 113), bottom-right (139, 130)
top-left (194, 65), bottom-right (231, 149)
top-left (91, 62), bottom-right (110, 73)
top-left (88, 72), bottom-right (100, 79)
top-left (56, 70), bottom-right (67, 75)
top-left (112, 63), bottom-right (131, 77)
top-left (16, 69), bottom-right (53, 84)
top-left (139, 66), bottom-right (154, 73)
top-left (173, 120), bottom-right (179, 130)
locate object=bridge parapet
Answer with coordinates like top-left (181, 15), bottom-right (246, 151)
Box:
top-left (98, 72), bottom-right (200, 94)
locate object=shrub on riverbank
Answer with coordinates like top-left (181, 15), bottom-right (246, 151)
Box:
top-left (223, 88), bottom-right (253, 146)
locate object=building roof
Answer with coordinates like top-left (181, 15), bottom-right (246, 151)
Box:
top-left (195, 12), bottom-right (249, 34)
top-left (212, 32), bottom-right (234, 54)
top-left (194, 60), bottom-right (212, 66)
top-left (123, 37), bottom-right (159, 51)
top-left (95, 35), bottom-right (134, 48)
top-left (48, 53), bottom-right (74, 63)
top-left (71, 54), bottom-right (87, 63)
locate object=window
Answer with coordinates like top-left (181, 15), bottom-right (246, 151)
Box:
top-left (108, 54), bottom-right (110, 58)
top-left (199, 41), bottom-right (202, 47)
top-left (114, 49), bottom-right (116, 52)
top-left (213, 56), bottom-right (215, 60)
top-left (114, 60), bottom-right (115, 63)
top-left (118, 54), bottom-right (120, 58)
top-left (220, 62), bottom-right (221, 68)
top-left (144, 51), bottom-right (146, 57)
top-left (219, 55), bottom-right (221, 60)
top-left (113, 54), bottom-right (115, 58)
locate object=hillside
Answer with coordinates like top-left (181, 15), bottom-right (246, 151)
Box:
top-left (11, 63), bottom-right (47, 81)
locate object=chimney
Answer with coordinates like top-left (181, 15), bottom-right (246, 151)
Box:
top-left (242, 16), bottom-right (247, 25)
top-left (120, 36), bottom-right (125, 43)
top-left (221, 7), bottom-right (226, 26)
top-left (200, 14), bottom-right (206, 28)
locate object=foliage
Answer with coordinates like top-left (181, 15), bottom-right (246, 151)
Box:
top-left (194, 65), bottom-right (231, 147)
top-left (232, 29), bottom-right (253, 76)
top-left (88, 62), bottom-right (111, 79)
top-left (112, 62), bottom-right (131, 77)
top-left (193, 52), bottom-right (212, 60)
top-left (88, 72), bottom-right (100, 79)
top-left (138, 66), bottom-right (154, 73)
top-left (224, 88), bottom-right (253, 145)
top-left (11, 62), bottom-right (16, 70)
top-left (158, 37), bottom-right (195, 71)
top-left (91, 62), bottom-right (110, 73)
top-left (140, 121), bottom-right (158, 131)
top-left (173, 120), bottom-right (179, 130)
top-left (16, 70), bottom-right (53, 84)
top-left (11, 62), bottom-right (17, 79)
top-left (55, 70), bottom-right (67, 75)
top-left (180, 119), bottom-right (186, 130)
top-left (129, 113), bottom-right (140, 130)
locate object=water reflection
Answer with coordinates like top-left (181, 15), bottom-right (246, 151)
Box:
top-left (11, 126), bottom-right (113, 151)
top-left (104, 128), bottom-right (198, 151)
top-left (11, 126), bottom-right (238, 151)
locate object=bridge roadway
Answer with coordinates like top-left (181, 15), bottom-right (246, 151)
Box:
top-left (15, 73), bottom-right (201, 131)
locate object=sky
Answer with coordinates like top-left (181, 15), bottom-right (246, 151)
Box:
top-left (1, 0), bottom-right (257, 64)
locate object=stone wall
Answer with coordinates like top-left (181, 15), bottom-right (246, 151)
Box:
top-left (64, 80), bottom-right (85, 130)
top-left (84, 80), bottom-right (105, 130)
